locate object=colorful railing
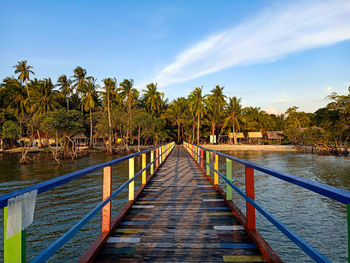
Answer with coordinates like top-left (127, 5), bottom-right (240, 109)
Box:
top-left (0, 142), bottom-right (175, 262)
top-left (183, 142), bottom-right (350, 263)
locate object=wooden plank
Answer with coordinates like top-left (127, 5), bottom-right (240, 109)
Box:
top-left (92, 145), bottom-right (281, 263)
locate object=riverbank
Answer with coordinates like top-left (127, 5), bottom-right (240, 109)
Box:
top-left (201, 144), bottom-right (297, 151)
top-left (1, 145), bottom-right (152, 154)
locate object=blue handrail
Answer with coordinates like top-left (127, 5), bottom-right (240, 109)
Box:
top-left (184, 142), bottom-right (350, 263)
top-left (196, 144), bottom-right (350, 204)
top-left (1, 142), bottom-right (174, 262)
top-left (0, 145), bottom-right (161, 209)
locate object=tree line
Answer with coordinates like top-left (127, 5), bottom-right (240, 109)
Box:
top-left (0, 61), bottom-right (349, 162)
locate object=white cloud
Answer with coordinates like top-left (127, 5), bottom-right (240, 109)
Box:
top-left (153, 0), bottom-right (350, 87)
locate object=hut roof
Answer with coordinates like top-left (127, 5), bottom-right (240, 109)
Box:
top-left (73, 134), bottom-right (88, 140)
top-left (248, 132), bottom-right (263, 138)
top-left (93, 133), bottom-right (106, 139)
top-left (229, 132), bottom-right (244, 138)
top-left (267, 131), bottom-right (283, 140)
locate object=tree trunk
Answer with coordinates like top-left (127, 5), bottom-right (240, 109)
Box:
top-left (197, 114), bottom-right (200, 144)
top-left (25, 81), bottom-right (31, 102)
top-left (67, 97), bottom-right (69, 111)
top-left (177, 123), bottom-right (180, 144)
top-left (107, 92), bottom-right (112, 154)
top-left (233, 115), bottom-right (237, 145)
top-left (37, 130), bottom-right (42, 148)
top-left (137, 125), bottom-right (140, 152)
top-left (90, 108), bottom-right (93, 148)
top-left (212, 124), bottom-right (215, 145)
top-left (192, 122), bottom-right (195, 144)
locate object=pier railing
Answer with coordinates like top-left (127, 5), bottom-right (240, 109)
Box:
top-left (0, 142), bottom-right (175, 262)
top-left (184, 142), bottom-right (350, 263)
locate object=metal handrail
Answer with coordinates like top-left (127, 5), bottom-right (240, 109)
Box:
top-left (184, 142), bottom-right (350, 263)
top-left (196, 144), bottom-right (350, 204)
top-left (0, 144), bottom-right (161, 208)
top-left (1, 142), bottom-right (175, 262)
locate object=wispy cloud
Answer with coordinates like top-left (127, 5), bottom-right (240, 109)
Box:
top-left (153, 0), bottom-right (350, 87)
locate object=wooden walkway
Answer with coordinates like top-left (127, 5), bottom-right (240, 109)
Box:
top-left (94, 146), bottom-right (267, 262)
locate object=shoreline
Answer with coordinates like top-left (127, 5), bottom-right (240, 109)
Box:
top-left (200, 144), bottom-right (297, 152)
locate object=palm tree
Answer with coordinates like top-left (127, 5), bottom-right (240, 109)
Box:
top-left (143, 83), bottom-right (164, 116)
top-left (243, 106), bottom-right (264, 131)
top-left (0, 77), bottom-right (28, 136)
top-left (13, 61), bottom-right (34, 101)
top-left (224, 97), bottom-right (243, 144)
top-left (56, 75), bottom-right (73, 111)
top-left (102, 77), bottom-right (117, 153)
top-left (189, 87), bottom-right (205, 144)
top-left (81, 78), bottom-right (99, 147)
top-left (204, 97), bottom-right (221, 144)
top-left (210, 85), bottom-right (226, 108)
top-left (119, 79), bottom-right (139, 147)
top-left (164, 98), bottom-right (185, 143)
top-left (31, 78), bottom-right (59, 116)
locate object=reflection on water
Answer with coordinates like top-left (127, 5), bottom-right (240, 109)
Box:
top-left (0, 151), bottom-right (349, 262)
top-left (217, 151), bottom-right (350, 263)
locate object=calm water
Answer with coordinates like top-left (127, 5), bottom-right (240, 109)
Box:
top-left (0, 150), bottom-right (349, 262)
top-left (217, 151), bottom-right (350, 263)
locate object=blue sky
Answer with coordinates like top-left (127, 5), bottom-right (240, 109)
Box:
top-left (1, 0), bottom-right (349, 113)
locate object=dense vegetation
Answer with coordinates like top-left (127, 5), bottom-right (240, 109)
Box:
top-left (0, 61), bottom-right (349, 163)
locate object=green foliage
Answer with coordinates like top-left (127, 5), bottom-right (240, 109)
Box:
top-left (1, 120), bottom-right (20, 139)
top-left (40, 109), bottom-right (84, 137)
top-left (1, 61), bottom-right (349, 151)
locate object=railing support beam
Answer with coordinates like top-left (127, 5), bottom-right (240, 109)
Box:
top-left (200, 148), bottom-right (203, 169)
top-left (206, 151), bottom-right (210, 176)
top-left (102, 166), bottom-right (112, 233)
top-left (245, 166), bottom-right (256, 230)
top-left (142, 153), bottom-right (146, 185)
top-left (150, 150), bottom-right (154, 175)
top-left (129, 158), bottom-right (134, 201)
top-left (226, 159), bottom-right (232, 200)
top-left (155, 147), bottom-right (159, 169)
top-left (214, 154), bottom-right (219, 185)
top-left (4, 207), bottom-right (26, 263)
top-left (348, 204), bottom-right (350, 263)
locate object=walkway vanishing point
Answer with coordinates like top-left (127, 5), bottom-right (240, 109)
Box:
top-left (91, 145), bottom-right (276, 262)
top-left (2, 142), bottom-right (350, 262)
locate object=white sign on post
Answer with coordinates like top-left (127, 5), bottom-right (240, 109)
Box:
top-left (6, 190), bottom-right (37, 238)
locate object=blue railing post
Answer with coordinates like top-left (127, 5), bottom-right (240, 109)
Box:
top-left (348, 204), bottom-right (350, 263)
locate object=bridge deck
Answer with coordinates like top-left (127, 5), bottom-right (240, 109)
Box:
top-left (94, 146), bottom-right (267, 262)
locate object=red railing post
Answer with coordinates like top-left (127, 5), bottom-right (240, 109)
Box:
top-left (200, 148), bottom-right (203, 169)
top-left (245, 166), bottom-right (256, 230)
top-left (102, 166), bottom-right (112, 233)
top-left (155, 147), bottom-right (159, 169)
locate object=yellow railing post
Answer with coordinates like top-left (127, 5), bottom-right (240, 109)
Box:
top-left (142, 153), bottom-right (146, 185)
top-left (150, 150), bottom-right (154, 175)
top-left (214, 153), bottom-right (219, 185)
top-left (129, 157), bottom-right (134, 201)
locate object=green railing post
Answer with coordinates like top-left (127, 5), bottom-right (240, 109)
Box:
top-left (150, 150), bottom-right (154, 175)
top-left (129, 157), bottom-right (134, 201)
top-left (226, 158), bottom-right (232, 200)
top-left (206, 151), bottom-right (210, 176)
top-left (348, 204), bottom-right (350, 263)
top-left (4, 206), bottom-right (26, 263)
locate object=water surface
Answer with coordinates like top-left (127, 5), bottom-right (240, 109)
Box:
top-left (0, 150), bottom-right (349, 262)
